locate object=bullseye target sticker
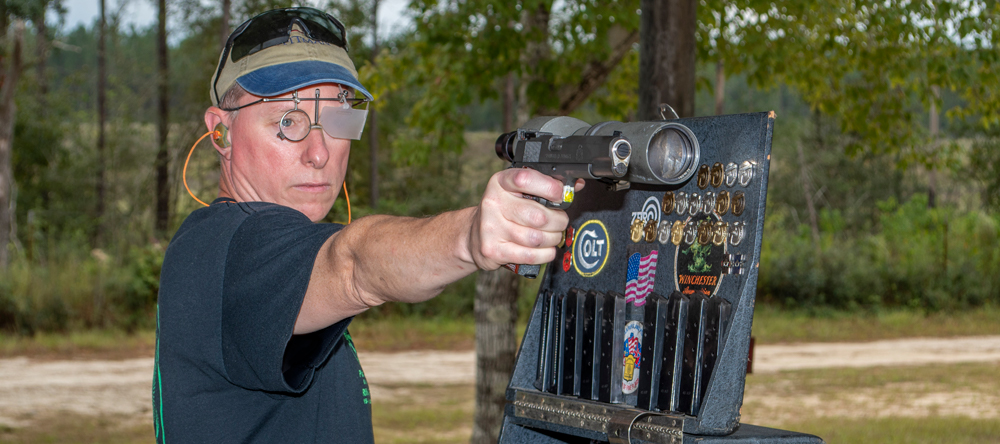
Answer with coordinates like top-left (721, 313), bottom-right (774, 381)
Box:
top-left (572, 220), bottom-right (610, 277)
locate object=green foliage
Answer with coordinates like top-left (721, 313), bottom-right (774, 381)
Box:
top-left (698, 0), bottom-right (1000, 167)
top-left (759, 194), bottom-right (1000, 311)
top-left (0, 241), bottom-right (162, 335)
top-left (968, 135), bottom-right (1000, 212)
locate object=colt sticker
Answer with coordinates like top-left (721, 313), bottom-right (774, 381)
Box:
top-left (622, 320), bottom-right (643, 394)
top-left (572, 220), bottom-right (610, 277)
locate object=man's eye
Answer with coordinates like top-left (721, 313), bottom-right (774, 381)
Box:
top-left (281, 118), bottom-right (294, 127)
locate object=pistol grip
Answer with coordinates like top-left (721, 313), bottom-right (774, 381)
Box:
top-left (525, 183), bottom-right (574, 210)
top-left (503, 263), bottom-right (541, 279)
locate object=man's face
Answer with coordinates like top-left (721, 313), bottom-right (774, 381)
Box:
top-left (223, 83), bottom-right (352, 222)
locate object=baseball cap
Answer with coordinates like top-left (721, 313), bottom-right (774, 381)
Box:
top-left (210, 7), bottom-right (373, 106)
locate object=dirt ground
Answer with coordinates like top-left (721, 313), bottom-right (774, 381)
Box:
top-left (1, 336), bottom-right (998, 430)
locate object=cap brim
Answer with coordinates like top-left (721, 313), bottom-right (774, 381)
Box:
top-left (236, 60), bottom-right (373, 100)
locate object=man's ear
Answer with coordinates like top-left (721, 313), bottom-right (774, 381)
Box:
top-left (204, 107), bottom-right (232, 159)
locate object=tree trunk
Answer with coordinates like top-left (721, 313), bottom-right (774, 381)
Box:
top-left (714, 59), bottom-right (724, 115)
top-left (34, 8), bottom-right (48, 100)
top-left (638, 0), bottom-right (697, 120)
top-left (155, 0), bottom-right (170, 236)
top-left (368, 0), bottom-right (379, 210)
top-left (796, 141), bottom-right (821, 256)
top-left (502, 72), bottom-right (514, 131)
top-left (95, 0), bottom-right (108, 246)
top-left (515, 1), bottom-right (551, 126)
top-left (470, 268), bottom-right (519, 444)
top-left (220, 0), bottom-right (231, 47)
top-left (0, 20), bottom-right (26, 269)
top-left (471, 5), bottom-right (552, 443)
top-left (928, 85), bottom-right (939, 209)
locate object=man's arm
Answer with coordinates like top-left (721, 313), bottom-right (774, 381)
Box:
top-left (294, 168), bottom-right (577, 334)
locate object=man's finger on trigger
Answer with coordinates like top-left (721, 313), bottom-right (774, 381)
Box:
top-left (506, 198), bottom-right (570, 232)
top-left (508, 224), bottom-right (565, 249)
top-left (501, 168), bottom-right (564, 203)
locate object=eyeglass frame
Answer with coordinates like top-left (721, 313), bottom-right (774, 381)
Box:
top-left (220, 88), bottom-right (370, 142)
top-left (211, 7), bottom-right (351, 108)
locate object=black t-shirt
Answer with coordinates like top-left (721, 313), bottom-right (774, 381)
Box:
top-left (153, 198), bottom-right (373, 443)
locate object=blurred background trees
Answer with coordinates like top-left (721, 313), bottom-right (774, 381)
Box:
top-left (0, 0), bottom-right (996, 370)
top-left (1, 1), bottom-right (999, 441)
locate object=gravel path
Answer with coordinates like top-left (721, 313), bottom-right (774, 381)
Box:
top-left (1, 336), bottom-right (999, 427)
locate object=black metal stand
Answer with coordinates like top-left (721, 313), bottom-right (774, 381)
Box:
top-left (497, 112), bottom-right (824, 444)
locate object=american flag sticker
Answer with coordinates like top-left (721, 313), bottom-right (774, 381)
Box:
top-left (625, 245), bottom-right (659, 306)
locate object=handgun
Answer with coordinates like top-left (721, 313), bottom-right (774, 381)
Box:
top-left (495, 116), bottom-right (702, 277)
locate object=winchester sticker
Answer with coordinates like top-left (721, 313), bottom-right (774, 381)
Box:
top-left (622, 320), bottom-right (643, 394)
top-left (675, 214), bottom-right (726, 297)
top-left (572, 220), bottom-right (610, 277)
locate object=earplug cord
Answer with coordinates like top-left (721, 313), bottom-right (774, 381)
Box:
top-left (183, 131), bottom-right (216, 207)
top-left (183, 130), bottom-right (352, 224)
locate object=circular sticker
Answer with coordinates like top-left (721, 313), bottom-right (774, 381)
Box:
top-left (622, 320), bottom-right (643, 394)
top-left (572, 220), bottom-right (610, 277)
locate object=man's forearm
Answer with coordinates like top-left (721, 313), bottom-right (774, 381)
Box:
top-left (339, 207), bottom-right (480, 306)
top-left (295, 208), bottom-right (479, 334)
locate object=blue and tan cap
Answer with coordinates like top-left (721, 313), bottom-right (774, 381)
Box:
top-left (210, 24), bottom-right (373, 106)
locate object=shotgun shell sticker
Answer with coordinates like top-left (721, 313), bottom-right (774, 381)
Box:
top-left (644, 219), bottom-right (658, 243)
top-left (573, 220), bottom-right (610, 277)
top-left (675, 191), bottom-right (690, 216)
top-left (662, 191), bottom-right (675, 215)
top-left (732, 191), bottom-right (746, 216)
top-left (711, 162), bottom-right (725, 188)
top-left (622, 320), bottom-right (643, 394)
top-left (724, 162), bottom-right (738, 187)
top-left (739, 160), bottom-right (755, 187)
top-left (630, 219), bottom-right (645, 243)
top-left (697, 164), bottom-right (710, 189)
top-left (657, 221), bottom-right (672, 244)
top-left (670, 221), bottom-right (685, 245)
top-left (716, 190), bottom-right (730, 215)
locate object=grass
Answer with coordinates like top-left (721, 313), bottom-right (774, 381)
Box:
top-left (0, 329), bottom-right (155, 359)
top-left (742, 362), bottom-right (1000, 433)
top-left (371, 384), bottom-right (474, 444)
top-left (751, 304), bottom-right (1000, 344)
top-left (781, 416), bottom-right (1000, 443)
top-left (0, 413), bottom-right (152, 444)
top-left (349, 316), bottom-right (476, 352)
top-left (2, 304), bottom-right (1000, 359)
top-left (1, 363), bottom-right (997, 443)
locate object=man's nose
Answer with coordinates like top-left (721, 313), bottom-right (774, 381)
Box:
top-left (302, 125), bottom-right (330, 169)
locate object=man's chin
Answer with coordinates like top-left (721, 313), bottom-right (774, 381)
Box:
top-left (296, 202), bottom-right (336, 223)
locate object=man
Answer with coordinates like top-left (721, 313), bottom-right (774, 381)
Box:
top-left (153, 7), bottom-right (578, 443)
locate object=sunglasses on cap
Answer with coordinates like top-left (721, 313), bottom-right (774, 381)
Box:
top-left (212, 7), bottom-right (350, 105)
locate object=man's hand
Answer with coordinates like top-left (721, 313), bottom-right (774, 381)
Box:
top-left (467, 168), bottom-right (584, 270)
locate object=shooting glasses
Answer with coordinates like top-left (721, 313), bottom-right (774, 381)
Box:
top-left (212, 7), bottom-right (351, 105)
top-left (222, 87), bottom-right (370, 141)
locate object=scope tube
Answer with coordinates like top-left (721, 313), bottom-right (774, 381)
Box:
top-left (583, 121), bottom-right (700, 185)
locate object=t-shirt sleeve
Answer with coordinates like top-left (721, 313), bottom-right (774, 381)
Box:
top-left (220, 203), bottom-right (345, 393)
